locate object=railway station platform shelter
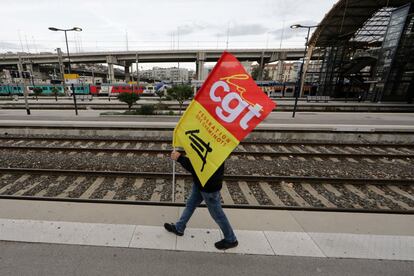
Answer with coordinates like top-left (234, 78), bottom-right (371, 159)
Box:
top-left (303, 0), bottom-right (414, 103)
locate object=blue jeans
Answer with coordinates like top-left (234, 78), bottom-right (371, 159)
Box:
top-left (175, 184), bottom-right (237, 243)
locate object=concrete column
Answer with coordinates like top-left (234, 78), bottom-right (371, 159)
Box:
top-left (17, 62), bottom-right (24, 73)
top-left (124, 65), bottom-right (130, 82)
top-left (196, 60), bottom-right (204, 80)
top-left (124, 64), bottom-right (131, 82)
top-left (257, 52), bottom-right (265, 81)
top-left (277, 60), bottom-right (284, 82)
top-left (57, 48), bottom-right (65, 79)
top-left (136, 54), bottom-right (140, 85)
top-left (196, 52), bottom-right (206, 80)
top-left (107, 63), bottom-right (115, 84)
top-left (25, 63), bottom-right (41, 80)
top-left (106, 56), bottom-right (118, 84)
top-left (57, 48), bottom-right (67, 92)
top-left (16, 60), bottom-right (25, 84)
top-left (25, 63), bottom-right (33, 73)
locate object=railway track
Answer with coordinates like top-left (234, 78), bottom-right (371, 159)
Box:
top-left (1, 136), bottom-right (413, 213)
top-left (1, 136), bottom-right (414, 159)
top-left (0, 168), bottom-right (413, 214)
top-left (2, 135), bottom-right (414, 147)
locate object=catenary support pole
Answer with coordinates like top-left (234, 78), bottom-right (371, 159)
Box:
top-left (292, 27), bottom-right (311, 118)
top-left (71, 83), bottom-right (78, 115)
top-left (136, 54), bottom-right (140, 91)
top-left (18, 54), bottom-right (30, 115)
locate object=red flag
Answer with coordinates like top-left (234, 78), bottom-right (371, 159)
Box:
top-left (195, 52), bottom-right (276, 141)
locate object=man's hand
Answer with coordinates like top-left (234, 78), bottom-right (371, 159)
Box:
top-left (171, 150), bottom-right (181, 161)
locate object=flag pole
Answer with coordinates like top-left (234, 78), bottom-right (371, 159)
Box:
top-left (172, 130), bottom-right (176, 203)
top-left (172, 147), bottom-right (176, 203)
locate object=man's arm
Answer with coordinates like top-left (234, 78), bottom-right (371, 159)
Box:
top-left (171, 150), bottom-right (194, 173)
top-left (177, 155), bottom-right (194, 173)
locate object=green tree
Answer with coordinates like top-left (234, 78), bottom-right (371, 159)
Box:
top-left (155, 89), bottom-right (164, 103)
top-left (51, 86), bottom-right (59, 101)
top-left (167, 85), bottom-right (193, 114)
top-left (117, 92), bottom-right (140, 111)
top-left (33, 87), bottom-right (42, 101)
top-left (155, 88), bottom-right (166, 111)
top-left (251, 66), bottom-right (271, 81)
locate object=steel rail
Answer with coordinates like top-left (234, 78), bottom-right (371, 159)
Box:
top-left (0, 167), bottom-right (412, 185)
top-left (1, 145), bottom-right (413, 159)
top-left (0, 194), bottom-right (412, 215)
top-left (1, 135), bottom-right (413, 148)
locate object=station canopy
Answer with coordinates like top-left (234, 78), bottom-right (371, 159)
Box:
top-left (309, 0), bottom-right (414, 47)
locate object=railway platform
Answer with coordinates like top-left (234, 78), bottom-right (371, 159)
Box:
top-left (0, 198), bottom-right (413, 276)
top-left (0, 110), bottom-right (413, 130)
top-left (1, 109), bottom-right (414, 127)
top-left (1, 108), bottom-right (414, 125)
top-left (0, 97), bottom-right (413, 113)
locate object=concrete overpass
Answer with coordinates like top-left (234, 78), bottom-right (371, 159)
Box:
top-left (0, 48), bottom-right (306, 82)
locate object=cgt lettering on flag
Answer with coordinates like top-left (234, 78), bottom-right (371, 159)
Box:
top-left (210, 75), bottom-right (263, 130)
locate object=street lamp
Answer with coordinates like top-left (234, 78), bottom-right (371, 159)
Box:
top-left (49, 26), bottom-right (82, 115)
top-left (48, 27), bottom-right (82, 73)
top-left (290, 24), bottom-right (318, 118)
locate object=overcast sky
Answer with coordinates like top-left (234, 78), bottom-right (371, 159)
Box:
top-left (0, 0), bottom-right (337, 68)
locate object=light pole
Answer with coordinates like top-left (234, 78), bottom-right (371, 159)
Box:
top-left (49, 26), bottom-right (82, 115)
top-left (48, 27), bottom-right (82, 73)
top-left (290, 24), bottom-right (317, 118)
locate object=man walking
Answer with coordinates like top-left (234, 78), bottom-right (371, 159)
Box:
top-left (164, 150), bottom-right (238, 250)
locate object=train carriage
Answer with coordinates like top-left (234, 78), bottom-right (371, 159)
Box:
top-left (98, 84), bottom-right (144, 96)
top-left (110, 84), bottom-right (144, 94)
top-left (69, 85), bottom-right (90, 95)
top-left (0, 85), bottom-right (24, 96)
top-left (27, 85), bottom-right (65, 96)
top-left (0, 85), bottom-right (12, 95)
top-left (257, 81), bottom-right (318, 97)
top-left (90, 85), bottom-right (101, 96)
